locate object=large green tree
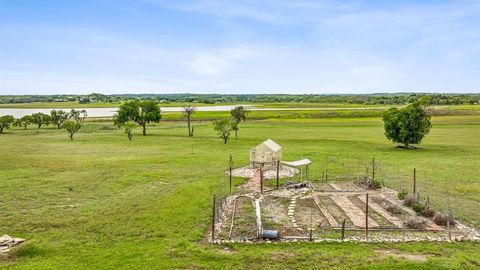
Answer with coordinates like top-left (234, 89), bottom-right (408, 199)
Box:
top-left (114, 100), bottom-right (161, 136)
top-left (383, 101), bottom-right (432, 149)
top-left (50, 109), bottom-right (70, 129)
top-left (14, 115), bottom-right (33, 130)
top-left (0, 115), bottom-right (15, 133)
top-left (62, 109), bottom-right (87, 140)
top-left (230, 106), bottom-right (247, 139)
top-left (213, 119), bottom-right (232, 144)
top-left (31, 112), bottom-right (51, 128)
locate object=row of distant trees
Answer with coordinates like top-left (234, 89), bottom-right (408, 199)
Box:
top-left (2, 93), bottom-right (479, 105)
top-left (2, 100), bottom-right (431, 148)
top-left (1, 101), bottom-right (248, 143)
top-left (0, 109), bottom-right (87, 140)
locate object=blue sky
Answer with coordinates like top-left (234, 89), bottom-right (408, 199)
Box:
top-left (1, 0), bottom-right (480, 95)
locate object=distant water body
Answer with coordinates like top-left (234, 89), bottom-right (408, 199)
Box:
top-left (0, 105), bottom-right (252, 118)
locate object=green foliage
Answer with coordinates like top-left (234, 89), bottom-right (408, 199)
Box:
top-left (230, 106), bottom-right (248, 139)
top-left (123, 122), bottom-right (136, 141)
top-left (14, 115), bottom-right (33, 130)
top-left (62, 109), bottom-right (87, 140)
top-left (411, 203), bottom-right (425, 213)
top-left (1, 93), bottom-right (479, 106)
top-left (2, 114), bottom-right (480, 268)
top-left (0, 115), bottom-right (15, 133)
top-left (30, 112), bottom-right (51, 128)
top-left (50, 109), bottom-right (70, 129)
top-left (114, 100), bottom-right (161, 136)
top-left (213, 119), bottom-right (231, 144)
top-left (382, 102), bottom-right (432, 148)
top-left (397, 189), bottom-right (408, 200)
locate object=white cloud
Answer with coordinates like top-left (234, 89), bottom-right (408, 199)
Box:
top-left (190, 46), bottom-right (253, 76)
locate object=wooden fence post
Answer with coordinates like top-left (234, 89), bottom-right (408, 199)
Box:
top-left (372, 158), bottom-right (375, 180)
top-left (447, 211), bottom-right (452, 241)
top-left (341, 219), bottom-right (346, 240)
top-left (413, 168), bottom-right (416, 195)
top-left (229, 166), bottom-right (232, 194)
top-left (260, 163), bottom-right (264, 193)
top-left (212, 193), bottom-right (216, 242)
top-left (276, 160), bottom-right (280, 189)
top-left (365, 193), bottom-right (369, 241)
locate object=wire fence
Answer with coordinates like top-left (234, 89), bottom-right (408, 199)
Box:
top-left (210, 154), bottom-right (475, 240)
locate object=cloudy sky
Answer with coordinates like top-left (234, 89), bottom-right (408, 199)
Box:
top-left (1, 0), bottom-right (480, 95)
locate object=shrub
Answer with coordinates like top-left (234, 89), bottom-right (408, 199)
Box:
top-left (403, 195), bottom-right (418, 207)
top-left (433, 213), bottom-right (456, 226)
top-left (385, 205), bottom-right (403, 215)
top-left (397, 189), bottom-right (408, 200)
top-left (411, 203), bottom-right (425, 214)
top-left (357, 176), bottom-right (381, 190)
top-left (403, 217), bottom-right (426, 229)
top-left (420, 206), bottom-right (435, 218)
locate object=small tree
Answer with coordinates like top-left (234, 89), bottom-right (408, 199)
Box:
top-left (230, 106), bottom-right (247, 139)
top-left (62, 109), bottom-right (87, 140)
top-left (14, 115), bottom-right (33, 130)
top-left (0, 115), bottom-right (15, 133)
top-left (31, 112), bottom-right (51, 128)
top-left (213, 119), bottom-right (231, 144)
top-left (114, 100), bottom-right (161, 136)
top-left (183, 105), bottom-right (196, 136)
top-left (50, 109), bottom-right (70, 129)
top-left (383, 101), bottom-right (432, 149)
top-left (123, 122), bottom-right (136, 141)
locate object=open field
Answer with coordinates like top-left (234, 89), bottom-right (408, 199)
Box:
top-left (1, 113), bottom-right (480, 269)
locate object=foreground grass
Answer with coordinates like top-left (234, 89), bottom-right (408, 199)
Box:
top-left (1, 115), bottom-right (480, 269)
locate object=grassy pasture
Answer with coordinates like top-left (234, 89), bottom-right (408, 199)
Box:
top-left (1, 113), bottom-right (480, 269)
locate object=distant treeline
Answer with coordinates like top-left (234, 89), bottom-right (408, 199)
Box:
top-left (1, 93), bottom-right (479, 105)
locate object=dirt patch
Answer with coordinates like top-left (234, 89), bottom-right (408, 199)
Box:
top-left (311, 182), bottom-right (336, 191)
top-left (229, 197), bottom-right (257, 240)
top-left (262, 196), bottom-right (298, 236)
top-left (329, 182), bottom-right (360, 191)
top-left (230, 165), bottom-right (297, 180)
top-left (317, 196), bottom-right (353, 227)
top-left (295, 198), bottom-right (328, 232)
top-left (331, 195), bottom-right (379, 228)
top-left (347, 195), bottom-right (392, 227)
top-left (372, 196), bottom-right (410, 217)
top-left (375, 249), bottom-right (429, 262)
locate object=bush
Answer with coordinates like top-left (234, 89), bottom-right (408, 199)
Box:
top-left (385, 205), bottom-right (403, 215)
top-left (433, 213), bottom-right (456, 226)
top-left (357, 176), bottom-right (381, 190)
top-left (397, 189), bottom-right (408, 200)
top-left (403, 217), bottom-right (426, 229)
top-left (403, 195), bottom-right (418, 207)
top-left (411, 203), bottom-right (425, 214)
top-left (420, 206), bottom-right (435, 218)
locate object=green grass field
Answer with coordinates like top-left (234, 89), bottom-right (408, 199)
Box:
top-left (1, 112), bottom-right (480, 269)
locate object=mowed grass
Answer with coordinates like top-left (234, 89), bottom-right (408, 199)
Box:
top-left (1, 115), bottom-right (480, 269)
